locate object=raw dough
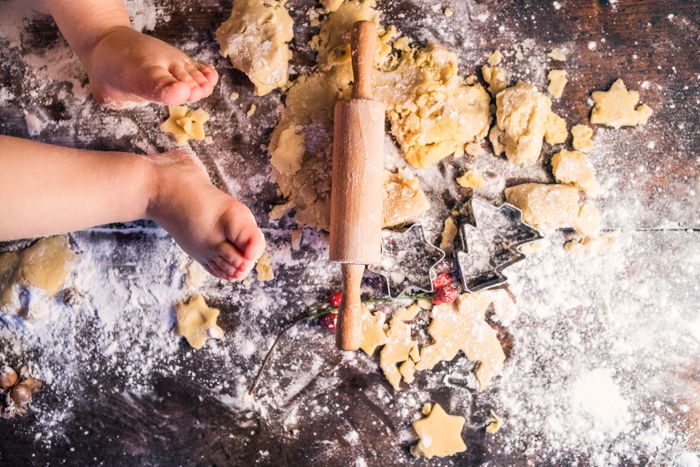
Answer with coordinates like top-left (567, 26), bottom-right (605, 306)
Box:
top-left (547, 69), bottom-right (567, 98)
top-left (564, 234), bottom-right (616, 254)
top-left (590, 79), bottom-right (653, 128)
top-left (439, 216), bottom-right (458, 253)
top-left (489, 81), bottom-right (553, 166)
top-left (216, 0), bottom-right (293, 96)
top-left (359, 305), bottom-right (388, 356)
top-left (505, 183), bottom-right (600, 236)
top-left (482, 64), bottom-right (508, 96)
top-left (416, 293), bottom-right (506, 391)
top-left (571, 124), bottom-right (594, 152)
top-left (411, 403), bottom-right (467, 458)
top-left (0, 236), bottom-right (76, 315)
top-left (160, 106), bottom-right (210, 144)
top-left (255, 252), bottom-right (274, 281)
top-left (544, 112), bottom-right (568, 145)
top-left (383, 171), bottom-right (431, 227)
top-left (485, 411), bottom-right (503, 433)
top-left (456, 169), bottom-right (485, 189)
top-left (551, 149), bottom-right (600, 195)
top-left (379, 304), bottom-right (420, 390)
top-left (548, 48), bottom-right (567, 61)
top-left (175, 294), bottom-right (224, 349)
top-left (487, 50), bottom-right (503, 66)
top-left (268, 1), bottom-right (490, 227)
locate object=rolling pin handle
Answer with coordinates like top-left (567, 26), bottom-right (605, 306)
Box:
top-left (336, 263), bottom-right (365, 351)
top-left (351, 21), bottom-right (377, 100)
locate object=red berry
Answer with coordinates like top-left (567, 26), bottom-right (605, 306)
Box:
top-left (329, 292), bottom-right (343, 307)
top-left (432, 286), bottom-right (459, 305)
top-left (320, 312), bottom-right (337, 331)
top-left (432, 273), bottom-right (454, 289)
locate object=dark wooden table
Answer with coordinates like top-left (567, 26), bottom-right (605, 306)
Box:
top-left (0, 0), bottom-right (698, 465)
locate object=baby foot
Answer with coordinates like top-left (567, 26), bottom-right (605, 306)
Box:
top-left (85, 26), bottom-right (218, 108)
top-left (147, 150), bottom-right (265, 281)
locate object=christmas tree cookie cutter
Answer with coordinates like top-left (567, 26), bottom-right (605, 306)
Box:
top-left (454, 198), bottom-right (542, 293)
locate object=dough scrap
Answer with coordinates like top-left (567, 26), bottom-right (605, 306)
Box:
top-left (482, 64), bottom-right (508, 96)
top-left (544, 112), bottom-right (568, 145)
top-left (175, 294), bottom-right (224, 349)
top-left (255, 252), bottom-right (274, 281)
top-left (268, 1), bottom-right (490, 227)
top-left (0, 236), bottom-right (76, 315)
top-left (439, 216), bottom-right (458, 253)
top-left (590, 79), bottom-right (653, 128)
top-left (379, 304), bottom-right (420, 390)
top-left (411, 403), bottom-right (467, 458)
top-left (456, 169), bottom-right (485, 189)
top-left (383, 171), bottom-right (431, 228)
top-left (416, 293), bottom-right (506, 391)
top-left (489, 81), bottom-right (552, 166)
top-left (548, 48), bottom-right (567, 61)
top-left (487, 50), bottom-right (503, 66)
top-left (505, 183), bottom-right (599, 236)
top-left (359, 305), bottom-right (388, 356)
top-left (160, 106), bottom-right (210, 144)
top-left (183, 259), bottom-right (209, 289)
top-left (551, 149), bottom-right (600, 195)
top-left (571, 124), bottom-right (594, 152)
top-left (216, 0), bottom-right (293, 96)
top-left (485, 411), bottom-right (503, 433)
top-left (547, 69), bottom-right (567, 98)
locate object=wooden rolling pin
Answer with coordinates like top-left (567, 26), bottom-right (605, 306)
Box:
top-left (329, 21), bottom-right (385, 351)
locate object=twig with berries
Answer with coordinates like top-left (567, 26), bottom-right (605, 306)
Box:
top-left (248, 273), bottom-right (460, 396)
top-left (1, 365), bottom-right (42, 419)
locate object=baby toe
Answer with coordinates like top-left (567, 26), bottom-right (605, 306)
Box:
top-left (186, 65), bottom-right (210, 87)
top-left (216, 241), bottom-right (254, 273)
top-left (170, 64), bottom-right (198, 88)
top-left (212, 255), bottom-right (240, 281)
top-left (205, 261), bottom-right (232, 281)
top-left (155, 77), bottom-right (191, 106)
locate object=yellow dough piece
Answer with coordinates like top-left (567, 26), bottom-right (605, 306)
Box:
top-left (505, 183), bottom-right (600, 236)
top-left (383, 171), bottom-right (431, 228)
top-left (0, 236), bottom-right (76, 315)
top-left (547, 69), bottom-right (567, 99)
top-left (379, 305), bottom-right (420, 390)
top-left (485, 411), bottom-right (503, 433)
top-left (216, 0), bottom-right (293, 96)
top-left (487, 50), bottom-right (503, 66)
top-left (548, 48), bottom-right (567, 61)
top-left (439, 216), bottom-right (458, 253)
top-left (489, 81), bottom-right (553, 166)
top-left (590, 79), bottom-right (653, 128)
top-left (456, 169), bottom-right (485, 190)
top-left (551, 149), bottom-right (600, 195)
top-left (482, 64), bottom-right (508, 96)
top-left (571, 124), bottom-right (594, 152)
top-left (416, 293), bottom-right (505, 390)
top-left (160, 106), bottom-right (210, 144)
top-left (175, 294), bottom-right (224, 349)
top-left (359, 305), bottom-right (388, 356)
top-left (544, 112), bottom-right (568, 145)
top-left (255, 252), bottom-right (274, 281)
top-left (182, 259), bottom-right (209, 289)
top-left (411, 403), bottom-right (467, 458)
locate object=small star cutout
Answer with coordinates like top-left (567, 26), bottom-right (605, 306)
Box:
top-left (359, 305), bottom-right (388, 356)
top-left (160, 105), bottom-right (210, 144)
top-left (590, 79), bottom-right (653, 129)
top-left (411, 403), bottom-right (467, 459)
top-left (175, 294), bottom-right (224, 349)
top-left (369, 224), bottom-right (445, 298)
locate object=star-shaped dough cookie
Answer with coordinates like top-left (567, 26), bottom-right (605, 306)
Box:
top-left (160, 106), bottom-right (210, 144)
top-left (590, 79), bottom-right (653, 129)
top-left (411, 403), bottom-right (467, 458)
top-left (359, 305), bottom-right (388, 356)
top-left (175, 294), bottom-right (224, 349)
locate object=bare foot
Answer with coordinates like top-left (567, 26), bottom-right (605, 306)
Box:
top-left (85, 26), bottom-right (219, 108)
top-left (147, 150), bottom-right (265, 281)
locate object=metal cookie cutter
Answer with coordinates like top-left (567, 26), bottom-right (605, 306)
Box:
top-left (368, 224), bottom-right (445, 298)
top-left (455, 198), bottom-right (542, 293)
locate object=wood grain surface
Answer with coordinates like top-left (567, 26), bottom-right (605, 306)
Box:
top-left (0, 0), bottom-right (698, 465)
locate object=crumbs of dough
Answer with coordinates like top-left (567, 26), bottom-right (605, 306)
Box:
top-left (160, 106), bottom-right (210, 144)
top-left (571, 124), bottom-right (595, 152)
top-left (547, 69), bottom-right (567, 99)
top-left (255, 252), bottom-right (274, 281)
